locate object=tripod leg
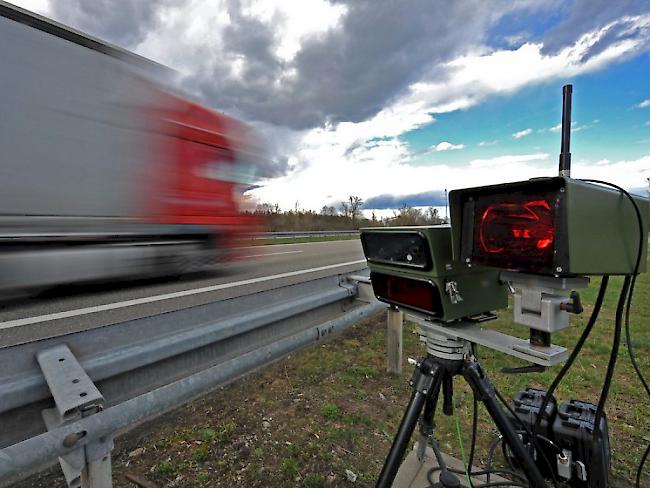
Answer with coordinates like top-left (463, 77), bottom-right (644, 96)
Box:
top-left (463, 361), bottom-right (547, 488)
top-left (442, 373), bottom-right (454, 416)
top-left (376, 358), bottom-right (441, 488)
top-left (417, 372), bottom-right (444, 460)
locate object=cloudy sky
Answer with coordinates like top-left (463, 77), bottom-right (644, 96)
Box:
top-left (14, 0), bottom-right (650, 213)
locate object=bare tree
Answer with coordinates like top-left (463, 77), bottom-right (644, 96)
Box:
top-left (426, 207), bottom-right (442, 224)
top-left (348, 195), bottom-right (364, 226)
top-left (339, 201), bottom-right (350, 218)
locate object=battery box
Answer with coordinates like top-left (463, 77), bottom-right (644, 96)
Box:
top-left (508, 388), bottom-right (558, 478)
top-left (552, 400), bottom-right (610, 488)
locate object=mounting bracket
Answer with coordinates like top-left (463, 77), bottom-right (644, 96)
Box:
top-left (37, 344), bottom-right (113, 488)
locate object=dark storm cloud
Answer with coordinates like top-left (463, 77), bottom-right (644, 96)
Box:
top-left (365, 191), bottom-right (447, 209)
top-left (541, 0), bottom-right (650, 56)
top-left (45, 0), bottom-right (649, 132)
top-left (50, 0), bottom-right (170, 47)
top-left (196, 0), bottom-right (506, 130)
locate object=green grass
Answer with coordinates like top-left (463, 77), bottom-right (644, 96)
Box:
top-left (304, 474), bottom-right (326, 488)
top-left (280, 458), bottom-right (300, 478)
top-left (216, 421), bottom-right (237, 442)
top-left (320, 403), bottom-right (340, 420)
top-left (191, 444), bottom-right (210, 463)
top-left (193, 427), bottom-right (216, 442)
top-left (354, 388), bottom-right (369, 400)
top-left (153, 460), bottom-right (175, 476)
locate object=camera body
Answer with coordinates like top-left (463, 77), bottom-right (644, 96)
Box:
top-left (449, 177), bottom-right (648, 276)
top-left (360, 225), bottom-right (507, 321)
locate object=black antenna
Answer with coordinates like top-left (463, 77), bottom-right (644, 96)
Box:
top-left (559, 84), bottom-right (572, 177)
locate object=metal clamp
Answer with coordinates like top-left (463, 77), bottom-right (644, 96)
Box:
top-left (501, 272), bottom-right (589, 333)
top-left (37, 344), bottom-right (112, 488)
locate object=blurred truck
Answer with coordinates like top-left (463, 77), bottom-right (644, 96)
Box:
top-left (0, 1), bottom-right (261, 290)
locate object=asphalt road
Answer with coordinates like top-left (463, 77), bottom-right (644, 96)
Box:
top-left (0, 239), bottom-right (366, 347)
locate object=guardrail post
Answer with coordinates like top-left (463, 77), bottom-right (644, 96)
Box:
top-left (37, 344), bottom-right (113, 488)
top-left (386, 306), bottom-right (403, 375)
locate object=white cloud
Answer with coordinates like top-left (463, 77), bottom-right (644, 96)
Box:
top-left (638, 99), bottom-right (650, 108)
top-left (251, 11), bottom-right (650, 210)
top-left (430, 141), bottom-right (465, 152)
top-left (571, 123), bottom-right (590, 132)
top-left (572, 156), bottom-right (650, 186)
top-left (396, 13), bottom-right (650, 123)
top-left (512, 128), bottom-right (533, 139)
top-left (478, 140), bottom-right (499, 146)
top-left (12, 0), bottom-right (50, 13)
top-left (645, 121), bottom-right (650, 126)
top-left (249, 152), bottom-right (650, 210)
top-left (544, 120), bottom-right (596, 133)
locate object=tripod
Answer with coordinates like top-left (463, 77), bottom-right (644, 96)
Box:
top-left (376, 330), bottom-right (546, 488)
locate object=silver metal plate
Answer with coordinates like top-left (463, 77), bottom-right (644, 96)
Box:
top-left (36, 344), bottom-right (104, 422)
top-left (411, 316), bottom-right (568, 366)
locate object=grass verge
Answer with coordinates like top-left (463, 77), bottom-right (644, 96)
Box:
top-left (20, 261), bottom-right (649, 488)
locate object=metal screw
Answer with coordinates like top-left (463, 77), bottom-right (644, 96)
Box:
top-left (465, 258), bottom-right (471, 264)
top-left (556, 266), bottom-right (562, 273)
top-left (423, 390), bottom-right (428, 394)
top-left (559, 187), bottom-right (565, 193)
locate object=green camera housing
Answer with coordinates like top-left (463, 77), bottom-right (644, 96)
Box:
top-left (449, 177), bottom-right (648, 276)
top-left (360, 226), bottom-right (508, 322)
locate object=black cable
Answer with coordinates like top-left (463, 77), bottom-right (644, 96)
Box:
top-left (486, 436), bottom-right (504, 485)
top-left (628, 272), bottom-right (650, 488)
top-left (501, 437), bottom-right (518, 472)
top-left (494, 389), bottom-right (558, 487)
top-left (430, 438), bottom-right (448, 472)
top-left (472, 482), bottom-right (528, 488)
top-left (427, 465), bottom-right (528, 486)
top-left (532, 275), bottom-right (610, 436)
top-left (534, 434), bottom-right (561, 454)
top-left (625, 273), bottom-right (649, 398)
top-left (580, 179), bottom-right (647, 486)
top-left (473, 483), bottom-right (528, 488)
top-left (593, 276), bottom-right (630, 432)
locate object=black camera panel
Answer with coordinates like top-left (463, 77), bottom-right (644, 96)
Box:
top-left (361, 231), bottom-right (431, 270)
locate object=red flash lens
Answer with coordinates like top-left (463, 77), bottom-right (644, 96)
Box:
top-left (479, 199), bottom-right (555, 256)
top-left (370, 272), bottom-right (442, 316)
top-left (468, 192), bottom-right (558, 272)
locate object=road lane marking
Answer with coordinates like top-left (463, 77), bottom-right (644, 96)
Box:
top-left (0, 259), bottom-right (367, 330)
top-left (240, 250), bottom-right (303, 258)
top-left (238, 239), bottom-right (359, 250)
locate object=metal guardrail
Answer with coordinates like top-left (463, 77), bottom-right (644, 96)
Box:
top-left (0, 268), bottom-right (382, 487)
top-left (255, 230), bottom-right (360, 239)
